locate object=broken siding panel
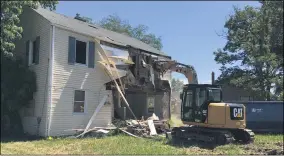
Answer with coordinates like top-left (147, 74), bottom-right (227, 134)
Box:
top-left (50, 27), bottom-right (113, 136)
top-left (13, 7), bottom-right (51, 136)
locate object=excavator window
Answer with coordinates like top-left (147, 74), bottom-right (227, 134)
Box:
top-left (207, 88), bottom-right (222, 102)
top-left (196, 88), bottom-right (206, 107)
top-left (185, 91), bottom-right (193, 107)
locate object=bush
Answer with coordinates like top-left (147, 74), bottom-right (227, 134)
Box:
top-left (1, 55), bottom-right (37, 136)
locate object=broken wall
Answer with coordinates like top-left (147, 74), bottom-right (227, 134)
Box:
top-left (100, 41), bottom-right (172, 120)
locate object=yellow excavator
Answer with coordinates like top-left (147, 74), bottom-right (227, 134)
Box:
top-left (153, 60), bottom-right (255, 145)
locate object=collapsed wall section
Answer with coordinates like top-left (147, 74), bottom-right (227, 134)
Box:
top-left (100, 41), bottom-right (172, 120)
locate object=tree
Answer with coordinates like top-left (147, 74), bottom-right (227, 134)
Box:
top-left (1, 1), bottom-right (58, 57)
top-left (171, 78), bottom-right (184, 93)
top-left (98, 15), bottom-right (163, 50)
top-left (1, 57), bottom-right (37, 135)
top-left (214, 1), bottom-right (283, 101)
top-left (1, 1), bottom-right (58, 136)
top-left (82, 14), bottom-right (163, 50)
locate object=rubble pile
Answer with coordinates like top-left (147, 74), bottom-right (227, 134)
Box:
top-left (114, 113), bottom-right (170, 137)
top-left (71, 114), bottom-right (170, 139)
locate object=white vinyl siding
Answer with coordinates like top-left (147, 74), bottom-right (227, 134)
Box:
top-left (13, 7), bottom-right (51, 136)
top-left (50, 26), bottom-right (113, 136)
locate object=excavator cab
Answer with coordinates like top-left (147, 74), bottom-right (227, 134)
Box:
top-left (180, 84), bottom-right (222, 123)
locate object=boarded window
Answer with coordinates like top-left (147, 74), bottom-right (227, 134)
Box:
top-left (75, 40), bottom-right (87, 64)
top-left (73, 90), bottom-right (85, 113)
top-left (147, 96), bottom-right (155, 114)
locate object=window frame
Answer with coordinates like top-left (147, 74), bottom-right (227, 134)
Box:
top-left (147, 95), bottom-right (155, 114)
top-left (72, 90), bottom-right (87, 114)
top-left (74, 38), bottom-right (89, 66)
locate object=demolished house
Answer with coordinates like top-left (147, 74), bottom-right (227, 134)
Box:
top-left (13, 6), bottom-right (172, 136)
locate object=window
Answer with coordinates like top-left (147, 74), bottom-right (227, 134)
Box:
top-left (196, 88), bottom-right (206, 107)
top-left (28, 40), bottom-right (37, 65)
top-left (208, 88), bottom-right (221, 102)
top-left (73, 90), bottom-right (85, 113)
top-left (75, 40), bottom-right (87, 64)
top-left (185, 91), bottom-right (193, 107)
top-left (147, 96), bottom-right (155, 114)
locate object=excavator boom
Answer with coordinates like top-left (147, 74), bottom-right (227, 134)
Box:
top-left (153, 60), bottom-right (198, 84)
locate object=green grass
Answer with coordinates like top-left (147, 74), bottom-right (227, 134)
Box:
top-left (1, 134), bottom-right (283, 155)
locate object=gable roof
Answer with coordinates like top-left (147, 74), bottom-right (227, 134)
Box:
top-left (31, 7), bottom-right (169, 57)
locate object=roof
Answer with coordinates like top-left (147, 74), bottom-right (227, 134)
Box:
top-left (32, 7), bottom-right (169, 57)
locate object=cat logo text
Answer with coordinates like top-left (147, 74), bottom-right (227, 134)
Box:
top-left (233, 108), bottom-right (243, 118)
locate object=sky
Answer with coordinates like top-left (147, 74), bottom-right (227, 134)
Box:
top-left (56, 1), bottom-right (261, 84)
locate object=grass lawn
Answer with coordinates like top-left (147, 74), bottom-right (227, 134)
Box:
top-left (1, 134), bottom-right (283, 155)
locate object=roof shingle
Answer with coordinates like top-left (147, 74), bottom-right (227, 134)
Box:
top-left (32, 7), bottom-right (169, 57)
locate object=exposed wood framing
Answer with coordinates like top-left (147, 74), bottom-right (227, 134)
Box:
top-left (94, 39), bottom-right (140, 123)
top-left (94, 39), bottom-right (126, 94)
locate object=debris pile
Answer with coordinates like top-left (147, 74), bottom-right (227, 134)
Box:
top-left (114, 113), bottom-right (170, 138)
top-left (67, 114), bottom-right (170, 139)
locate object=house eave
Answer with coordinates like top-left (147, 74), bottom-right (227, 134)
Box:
top-left (50, 23), bottom-right (170, 58)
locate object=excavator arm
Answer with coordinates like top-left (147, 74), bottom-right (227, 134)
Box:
top-left (153, 60), bottom-right (198, 84)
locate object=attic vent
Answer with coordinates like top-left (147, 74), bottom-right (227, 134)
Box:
top-left (106, 36), bottom-right (114, 41)
top-left (88, 25), bottom-right (98, 29)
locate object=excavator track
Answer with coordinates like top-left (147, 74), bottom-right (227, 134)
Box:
top-left (171, 126), bottom-right (254, 145)
top-left (230, 128), bottom-right (255, 144)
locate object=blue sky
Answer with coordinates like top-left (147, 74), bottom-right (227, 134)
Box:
top-left (56, 1), bottom-right (261, 84)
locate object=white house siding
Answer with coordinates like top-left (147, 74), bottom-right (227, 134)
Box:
top-left (50, 27), bottom-right (113, 136)
top-left (13, 7), bottom-right (51, 136)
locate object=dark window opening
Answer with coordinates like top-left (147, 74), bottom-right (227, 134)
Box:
top-left (76, 40), bottom-right (87, 64)
top-left (145, 55), bottom-right (150, 64)
top-left (105, 82), bottom-right (113, 90)
top-left (32, 40), bottom-right (36, 64)
top-left (130, 56), bottom-right (136, 76)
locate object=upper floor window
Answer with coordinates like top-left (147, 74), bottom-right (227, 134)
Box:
top-left (75, 40), bottom-right (87, 64)
top-left (68, 36), bottom-right (95, 68)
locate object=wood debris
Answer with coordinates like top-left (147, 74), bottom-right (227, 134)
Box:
top-left (114, 115), bottom-right (170, 138)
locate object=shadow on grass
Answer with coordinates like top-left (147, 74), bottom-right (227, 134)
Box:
top-left (165, 138), bottom-right (254, 150)
top-left (1, 133), bottom-right (44, 143)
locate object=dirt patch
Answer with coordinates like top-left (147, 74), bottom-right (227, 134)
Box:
top-left (275, 141), bottom-right (284, 148)
top-left (242, 144), bottom-right (283, 155)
